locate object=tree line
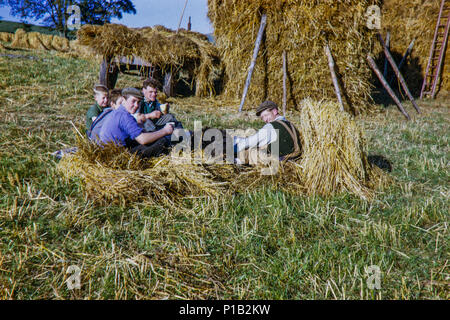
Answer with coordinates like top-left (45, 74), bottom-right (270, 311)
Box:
top-left (0, 0), bottom-right (136, 37)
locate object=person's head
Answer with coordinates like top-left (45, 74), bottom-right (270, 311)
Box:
top-left (142, 78), bottom-right (161, 102)
top-left (121, 87), bottom-right (144, 114)
top-left (255, 100), bottom-right (279, 123)
top-left (93, 84), bottom-right (109, 108)
top-left (109, 88), bottom-right (124, 109)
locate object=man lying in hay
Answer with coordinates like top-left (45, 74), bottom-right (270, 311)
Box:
top-left (97, 87), bottom-right (175, 158)
top-left (232, 100), bottom-right (302, 164)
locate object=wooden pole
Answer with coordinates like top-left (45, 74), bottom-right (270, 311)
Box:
top-left (177, 0), bottom-right (189, 33)
top-left (383, 32), bottom-right (390, 78)
top-left (282, 50), bottom-right (287, 115)
top-left (325, 43), bottom-right (345, 112)
top-left (389, 39), bottom-right (415, 86)
top-left (367, 54), bottom-right (411, 120)
top-left (239, 14), bottom-right (267, 112)
top-left (378, 34), bottom-right (421, 114)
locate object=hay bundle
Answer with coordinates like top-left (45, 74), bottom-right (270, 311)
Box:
top-left (294, 98), bottom-right (387, 199)
top-left (207, 0), bottom-right (381, 112)
top-left (378, 0), bottom-right (449, 95)
top-left (10, 28), bottom-right (30, 49)
top-left (68, 39), bottom-right (100, 60)
top-left (51, 34), bottom-right (70, 52)
top-left (27, 32), bottom-right (49, 50)
top-left (0, 32), bottom-right (13, 43)
top-left (40, 34), bottom-right (55, 50)
top-left (77, 23), bottom-right (223, 97)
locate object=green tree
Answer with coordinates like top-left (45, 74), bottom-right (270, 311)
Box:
top-left (0, 0), bottom-right (136, 37)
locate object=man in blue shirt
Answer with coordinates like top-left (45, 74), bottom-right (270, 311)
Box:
top-left (99, 87), bottom-right (174, 158)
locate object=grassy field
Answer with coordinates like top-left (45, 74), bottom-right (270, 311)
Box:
top-left (0, 45), bottom-right (448, 300)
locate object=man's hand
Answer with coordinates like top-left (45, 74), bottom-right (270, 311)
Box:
top-left (162, 123), bottom-right (174, 135)
top-left (136, 114), bottom-right (146, 124)
top-left (146, 110), bottom-right (162, 120)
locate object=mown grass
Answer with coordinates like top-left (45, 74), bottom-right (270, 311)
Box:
top-left (0, 46), bottom-right (448, 299)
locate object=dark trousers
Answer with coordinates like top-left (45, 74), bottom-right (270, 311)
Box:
top-left (127, 137), bottom-right (170, 159)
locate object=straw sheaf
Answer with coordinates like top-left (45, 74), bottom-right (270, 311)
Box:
top-left (378, 0), bottom-right (449, 95)
top-left (207, 0), bottom-right (381, 112)
top-left (8, 28), bottom-right (73, 53)
top-left (10, 28), bottom-right (29, 49)
top-left (77, 23), bottom-right (223, 96)
top-left (58, 100), bottom-right (389, 204)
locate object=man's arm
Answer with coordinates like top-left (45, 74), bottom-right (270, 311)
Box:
top-left (234, 123), bottom-right (277, 153)
top-left (135, 123), bottom-right (174, 145)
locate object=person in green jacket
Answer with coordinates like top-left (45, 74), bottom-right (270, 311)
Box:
top-left (86, 84), bottom-right (109, 132)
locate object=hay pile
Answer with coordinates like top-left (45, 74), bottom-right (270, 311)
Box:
top-left (3, 28), bottom-right (98, 59)
top-left (295, 98), bottom-right (387, 199)
top-left (207, 0), bottom-right (381, 112)
top-left (9, 28), bottom-right (70, 52)
top-left (77, 23), bottom-right (223, 97)
top-left (57, 100), bottom-right (388, 204)
top-left (378, 0), bottom-right (449, 95)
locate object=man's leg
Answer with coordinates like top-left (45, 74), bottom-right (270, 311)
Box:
top-left (129, 138), bottom-right (170, 159)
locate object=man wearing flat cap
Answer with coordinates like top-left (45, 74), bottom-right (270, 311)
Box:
top-left (233, 100), bottom-right (301, 162)
top-left (98, 87), bottom-right (174, 158)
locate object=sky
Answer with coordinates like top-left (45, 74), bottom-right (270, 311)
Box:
top-left (0, 0), bottom-right (213, 34)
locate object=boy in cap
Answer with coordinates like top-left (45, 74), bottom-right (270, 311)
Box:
top-left (86, 84), bottom-right (109, 132)
top-left (233, 100), bottom-right (301, 162)
top-left (98, 87), bottom-right (174, 158)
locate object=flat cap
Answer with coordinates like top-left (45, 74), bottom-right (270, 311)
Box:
top-left (93, 84), bottom-right (108, 94)
top-left (122, 87), bottom-right (144, 100)
top-left (256, 100), bottom-right (278, 116)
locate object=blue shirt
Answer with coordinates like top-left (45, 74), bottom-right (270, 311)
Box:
top-left (99, 105), bottom-right (143, 146)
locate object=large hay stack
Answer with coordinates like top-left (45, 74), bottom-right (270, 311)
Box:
top-left (77, 23), bottom-right (223, 97)
top-left (378, 0), bottom-right (449, 96)
top-left (207, 0), bottom-right (381, 112)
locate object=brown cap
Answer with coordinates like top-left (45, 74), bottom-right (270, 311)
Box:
top-left (122, 87), bottom-right (144, 100)
top-left (256, 100), bottom-right (278, 116)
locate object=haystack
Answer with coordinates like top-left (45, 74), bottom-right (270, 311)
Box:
top-left (51, 34), bottom-right (70, 52)
top-left (378, 0), bottom-right (449, 95)
top-left (77, 23), bottom-right (223, 97)
top-left (10, 28), bottom-right (29, 49)
top-left (9, 28), bottom-right (72, 52)
top-left (0, 32), bottom-right (13, 43)
top-left (40, 34), bottom-right (55, 50)
top-left (207, 0), bottom-right (381, 112)
top-left (68, 39), bottom-right (100, 60)
top-left (27, 32), bottom-right (49, 50)
top-left (57, 100), bottom-right (388, 204)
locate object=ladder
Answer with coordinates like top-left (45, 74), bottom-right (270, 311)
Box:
top-left (420, 0), bottom-right (450, 99)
